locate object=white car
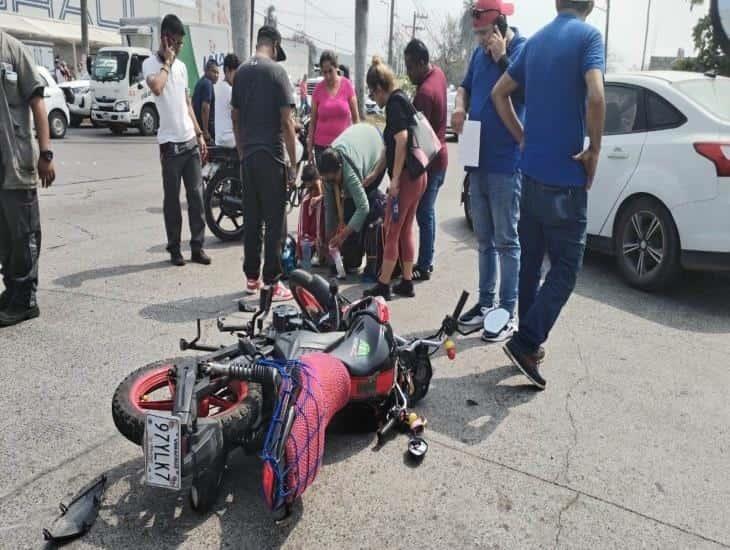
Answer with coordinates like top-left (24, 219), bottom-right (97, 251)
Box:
top-left (37, 66), bottom-right (70, 139)
top-left (58, 79), bottom-right (91, 127)
top-left (463, 71), bottom-right (730, 291)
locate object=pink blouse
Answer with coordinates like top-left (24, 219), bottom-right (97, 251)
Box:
top-left (312, 77), bottom-right (355, 147)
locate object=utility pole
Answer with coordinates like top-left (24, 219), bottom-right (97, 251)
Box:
top-left (387, 0), bottom-right (395, 67)
top-left (604, 0), bottom-right (611, 64)
top-left (80, 0), bottom-right (89, 57)
top-left (641, 0), bottom-right (652, 70)
top-left (407, 12), bottom-right (427, 41)
top-left (230, 0), bottom-right (253, 59)
top-left (355, 0), bottom-right (369, 117)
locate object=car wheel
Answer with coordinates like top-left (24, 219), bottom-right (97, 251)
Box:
top-left (139, 106), bottom-right (158, 137)
top-left (614, 197), bottom-right (681, 291)
top-left (49, 111), bottom-right (67, 139)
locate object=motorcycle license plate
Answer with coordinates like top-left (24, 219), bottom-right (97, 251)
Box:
top-left (144, 413), bottom-right (182, 491)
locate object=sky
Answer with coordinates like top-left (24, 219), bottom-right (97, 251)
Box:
top-left (257, 0), bottom-right (711, 72)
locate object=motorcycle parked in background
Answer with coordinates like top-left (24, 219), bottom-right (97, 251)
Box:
top-left (203, 116), bottom-right (311, 242)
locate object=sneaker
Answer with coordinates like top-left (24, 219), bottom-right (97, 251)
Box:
top-left (503, 338), bottom-right (546, 390)
top-left (363, 282), bottom-right (392, 302)
top-left (392, 279), bottom-right (415, 298)
top-left (271, 281), bottom-right (293, 302)
top-left (191, 250), bottom-right (212, 265)
top-left (245, 278), bottom-right (262, 295)
top-left (482, 317), bottom-right (517, 343)
top-left (0, 304), bottom-right (40, 327)
top-left (459, 303), bottom-right (494, 327)
top-left (170, 251), bottom-right (185, 267)
top-left (411, 266), bottom-right (431, 282)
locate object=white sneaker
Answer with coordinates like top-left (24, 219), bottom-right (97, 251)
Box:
top-left (459, 304), bottom-right (495, 327)
top-left (271, 281), bottom-right (293, 302)
top-left (482, 317), bottom-right (517, 343)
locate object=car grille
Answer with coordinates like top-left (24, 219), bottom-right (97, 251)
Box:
top-left (94, 105), bottom-right (114, 112)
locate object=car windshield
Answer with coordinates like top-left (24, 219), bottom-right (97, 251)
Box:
top-left (92, 52), bottom-right (129, 82)
top-left (674, 78), bottom-right (730, 121)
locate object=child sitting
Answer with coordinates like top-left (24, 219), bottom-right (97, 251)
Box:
top-left (297, 164), bottom-right (326, 269)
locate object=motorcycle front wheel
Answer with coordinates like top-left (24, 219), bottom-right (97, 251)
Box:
top-left (204, 169), bottom-right (245, 242)
top-left (111, 360), bottom-right (262, 446)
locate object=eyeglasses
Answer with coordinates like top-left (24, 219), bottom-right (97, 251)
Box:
top-left (472, 8), bottom-right (500, 21)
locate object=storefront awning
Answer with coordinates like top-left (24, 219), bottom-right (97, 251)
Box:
top-left (0, 14), bottom-right (120, 47)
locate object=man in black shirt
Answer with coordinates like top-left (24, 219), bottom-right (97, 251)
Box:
top-left (231, 26), bottom-right (297, 301)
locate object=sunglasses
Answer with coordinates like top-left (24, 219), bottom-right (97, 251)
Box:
top-left (472, 8), bottom-right (500, 21)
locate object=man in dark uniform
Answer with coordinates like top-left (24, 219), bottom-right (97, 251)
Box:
top-left (0, 30), bottom-right (56, 327)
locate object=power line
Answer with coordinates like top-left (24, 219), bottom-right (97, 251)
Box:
top-left (254, 10), bottom-right (354, 54)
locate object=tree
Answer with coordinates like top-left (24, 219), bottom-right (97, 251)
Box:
top-left (435, 16), bottom-right (469, 86)
top-left (674, 15), bottom-right (730, 75)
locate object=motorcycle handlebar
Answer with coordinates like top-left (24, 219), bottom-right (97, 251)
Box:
top-left (452, 291), bottom-right (469, 321)
top-left (206, 358), bottom-right (279, 386)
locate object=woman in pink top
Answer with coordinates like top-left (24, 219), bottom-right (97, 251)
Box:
top-left (307, 50), bottom-right (360, 166)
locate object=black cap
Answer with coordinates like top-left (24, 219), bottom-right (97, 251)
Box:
top-left (257, 25), bottom-right (287, 62)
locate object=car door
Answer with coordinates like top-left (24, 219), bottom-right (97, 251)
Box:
top-left (587, 84), bottom-right (648, 235)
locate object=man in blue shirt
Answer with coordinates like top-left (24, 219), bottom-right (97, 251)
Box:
top-left (192, 59), bottom-right (220, 144)
top-left (492, 0), bottom-right (606, 390)
top-left (452, 0), bottom-right (526, 343)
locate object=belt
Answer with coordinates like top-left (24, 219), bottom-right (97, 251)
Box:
top-left (159, 137), bottom-right (198, 157)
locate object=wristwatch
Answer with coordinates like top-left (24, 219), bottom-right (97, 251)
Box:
top-left (40, 150), bottom-right (53, 162)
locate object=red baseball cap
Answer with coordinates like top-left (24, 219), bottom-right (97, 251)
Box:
top-left (472, 0), bottom-right (515, 29)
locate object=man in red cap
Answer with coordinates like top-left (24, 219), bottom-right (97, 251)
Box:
top-left (452, 0), bottom-right (527, 343)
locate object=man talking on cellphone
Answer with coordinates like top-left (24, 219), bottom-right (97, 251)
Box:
top-left (142, 14), bottom-right (211, 267)
top-left (492, 0), bottom-right (606, 389)
top-left (452, 0), bottom-right (527, 343)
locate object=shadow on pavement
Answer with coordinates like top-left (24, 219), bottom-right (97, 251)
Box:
top-left (576, 252), bottom-right (730, 334)
top-left (145, 203), bottom-right (187, 216)
top-left (146, 239), bottom-right (242, 255)
top-left (53, 261), bottom-right (173, 289)
top-left (439, 216), bottom-right (477, 253)
top-left (139, 293), bottom-right (242, 323)
top-left (422, 365), bottom-right (540, 446)
top-left (71, 431), bottom-right (373, 549)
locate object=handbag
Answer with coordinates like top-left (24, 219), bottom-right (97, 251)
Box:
top-left (393, 91), bottom-right (442, 178)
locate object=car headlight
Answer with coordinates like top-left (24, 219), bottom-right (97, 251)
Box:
top-left (114, 101), bottom-right (129, 112)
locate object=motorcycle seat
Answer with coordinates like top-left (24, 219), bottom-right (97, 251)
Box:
top-left (274, 330), bottom-right (345, 361)
top-left (328, 315), bottom-right (393, 378)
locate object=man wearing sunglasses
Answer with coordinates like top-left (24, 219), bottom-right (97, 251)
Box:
top-left (452, 0), bottom-right (527, 344)
top-left (492, 0), bottom-right (605, 390)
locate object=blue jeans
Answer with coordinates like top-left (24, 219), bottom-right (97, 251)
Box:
top-left (514, 176), bottom-right (588, 354)
top-left (469, 171), bottom-right (521, 315)
top-left (416, 170), bottom-right (446, 271)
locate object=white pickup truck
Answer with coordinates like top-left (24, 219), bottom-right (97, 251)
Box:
top-left (90, 18), bottom-right (230, 136)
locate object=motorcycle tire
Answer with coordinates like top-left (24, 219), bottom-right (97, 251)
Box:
top-left (204, 169), bottom-right (245, 242)
top-left (111, 359), bottom-right (262, 446)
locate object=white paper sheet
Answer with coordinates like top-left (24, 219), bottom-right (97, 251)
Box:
top-left (459, 120), bottom-right (481, 168)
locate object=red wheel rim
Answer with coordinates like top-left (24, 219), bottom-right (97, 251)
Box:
top-left (129, 364), bottom-right (249, 417)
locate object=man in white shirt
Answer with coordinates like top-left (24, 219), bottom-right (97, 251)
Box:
top-left (142, 14), bottom-right (211, 267)
top-left (214, 54), bottom-right (240, 148)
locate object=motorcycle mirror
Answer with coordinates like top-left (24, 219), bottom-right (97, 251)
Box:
top-left (483, 308), bottom-right (510, 336)
top-left (711, 0), bottom-right (730, 54)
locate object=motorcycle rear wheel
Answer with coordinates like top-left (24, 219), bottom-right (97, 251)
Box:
top-left (204, 170), bottom-right (245, 242)
top-left (112, 359), bottom-right (262, 446)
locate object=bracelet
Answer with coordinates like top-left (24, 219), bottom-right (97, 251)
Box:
top-left (160, 66), bottom-right (169, 74)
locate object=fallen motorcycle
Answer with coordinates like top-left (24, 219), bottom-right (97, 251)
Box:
top-left (111, 270), bottom-right (468, 515)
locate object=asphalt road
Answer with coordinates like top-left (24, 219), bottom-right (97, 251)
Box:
top-left (0, 127), bottom-right (729, 550)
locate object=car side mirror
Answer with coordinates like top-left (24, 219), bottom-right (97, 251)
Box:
top-left (711, 0), bottom-right (730, 54)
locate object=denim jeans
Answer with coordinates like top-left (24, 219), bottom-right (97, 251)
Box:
top-left (514, 176), bottom-right (588, 354)
top-left (416, 170), bottom-right (446, 271)
top-left (469, 171), bottom-right (521, 315)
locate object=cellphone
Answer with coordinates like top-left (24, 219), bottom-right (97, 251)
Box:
top-left (494, 15), bottom-right (508, 37)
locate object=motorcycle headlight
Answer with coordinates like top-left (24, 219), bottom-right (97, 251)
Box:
top-left (114, 101), bottom-right (129, 112)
